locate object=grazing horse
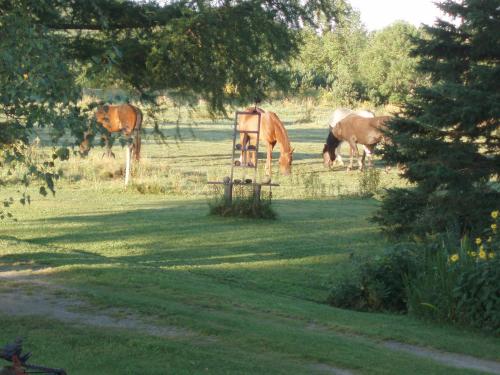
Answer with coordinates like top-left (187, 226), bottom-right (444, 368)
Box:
top-left (238, 107), bottom-right (293, 177)
top-left (328, 108), bottom-right (375, 166)
top-left (80, 103), bottom-right (143, 161)
top-left (323, 114), bottom-right (392, 171)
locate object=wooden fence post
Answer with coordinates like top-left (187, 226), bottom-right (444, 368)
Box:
top-left (253, 184), bottom-right (261, 205)
top-left (124, 144), bottom-right (132, 186)
top-left (224, 182), bottom-right (233, 205)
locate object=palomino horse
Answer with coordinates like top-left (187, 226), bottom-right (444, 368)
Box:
top-left (80, 103), bottom-right (143, 161)
top-left (328, 108), bottom-right (375, 166)
top-left (238, 107), bottom-right (293, 177)
top-left (323, 114), bottom-right (392, 171)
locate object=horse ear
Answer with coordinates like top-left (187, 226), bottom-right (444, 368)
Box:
top-left (103, 105), bottom-right (109, 113)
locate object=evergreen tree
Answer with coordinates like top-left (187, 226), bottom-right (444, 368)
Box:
top-left (374, 0), bottom-right (500, 236)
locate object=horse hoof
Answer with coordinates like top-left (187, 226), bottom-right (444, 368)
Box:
top-left (234, 160), bottom-right (241, 166)
top-left (235, 144), bottom-right (242, 150)
top-left (247, 161), bottom-right (254, 167)
top-left (223, 176), bottom-right (231, 184)
top-left (244, 179), bottom-right (253, 184)
top-left (234, 179), bottom-right (241, 184)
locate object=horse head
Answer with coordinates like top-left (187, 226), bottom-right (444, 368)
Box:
top-left (95, 105), bottom-right (110, 125)
top-left (279, 147), bottom-right (294, 176)
top-left (323, 131), bottom-right (340, 168)
top-left (322, 143), bottom-right (333, 167)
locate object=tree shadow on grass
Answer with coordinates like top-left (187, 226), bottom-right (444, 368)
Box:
top-left (1, 198), bottom-right (383, 300)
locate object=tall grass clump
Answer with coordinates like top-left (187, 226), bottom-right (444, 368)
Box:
top-left (208, 184), bottom-right (276, 219)
top-left (357, 168), bottom-right (381, 197)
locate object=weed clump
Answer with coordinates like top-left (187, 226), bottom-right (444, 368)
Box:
top-left (208, 185), bottom-right (276, 219)
top-left (357, 168), bottom-right (381, 197)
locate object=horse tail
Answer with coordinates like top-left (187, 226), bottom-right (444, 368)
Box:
top-left (133, 107), bottom-right (143, 161)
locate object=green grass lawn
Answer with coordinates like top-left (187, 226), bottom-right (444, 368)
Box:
top-left (1, 102), bottom-right (498, 374)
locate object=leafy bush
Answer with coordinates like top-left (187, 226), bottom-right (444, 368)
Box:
top-left (455, 257), bottom-right (500, 333)
top-left (408, 211), bottom-right (499, 333)
top-left (331, 210), bottom-right (500, 333)
top-left (328, 245), bottom-right (418, 312)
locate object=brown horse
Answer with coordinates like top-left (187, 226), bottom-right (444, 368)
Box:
top-left (238, 107), bottom-right (293, 177)
top-left (323, 114), bottom-right (391, 171)
top-left (80, 103), bottom-right (143, 161)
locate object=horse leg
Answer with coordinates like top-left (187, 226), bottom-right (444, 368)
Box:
top-left (363, 145), bottom-right (374, 170)
top-left (239, 133), bottom-right (249, 166)
top-left (265, 142), bottom-right (274, 177)
top-left (357, 147), bottom-right (364, 171)
top-left (335, 143), bottom-right (344, 166)
top-left (101, 135), bottom-right (115, 159)
top-left (347, 141), bottom-right (358, 171)
top-left (248, 136), bottom-right (257, 168)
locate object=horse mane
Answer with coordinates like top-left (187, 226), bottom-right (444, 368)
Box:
top-left (243, 107), bottom-right (292, 153)
top-left (324, 130), bottom-right (341, 160)
top-left (267, 111), bottom-right (292, 154)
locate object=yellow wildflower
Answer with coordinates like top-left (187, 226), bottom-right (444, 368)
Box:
top-left (492, 223), bottom-right (497, 231)
top-left (475, 237), bottom-right (482, 245)
top-left (479, 250), bottom-right (487, 259)
top-left (487, 236), bottom-right (492, 243)
top-left (488, 252), bottom-right (496, 259)
top-left (492, 210), bottom-right (499, 219)
top-left (450, 254), bottom-right (459, 262)
top-left (468, 251), bottom-right (477, 257)
top-left (23, 73), bottom-right (28, 80)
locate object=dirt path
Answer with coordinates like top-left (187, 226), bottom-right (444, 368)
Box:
top-left (383, 341), bottom-right (500, 375)
top-left (0, 269), bottom-right (195, 340)
top-left (307, 322), bottom-right (500, 374)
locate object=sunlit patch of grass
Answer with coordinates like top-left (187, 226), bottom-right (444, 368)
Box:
top-left (2, 100), bottom-right (409, 201)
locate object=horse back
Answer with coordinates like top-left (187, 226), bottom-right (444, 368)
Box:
top-left (117, 104), bottom-right (141, 135)
top-left (336, 115), bottom-right (391, 145)
top-left (96, 104), bottom-right (141, 135)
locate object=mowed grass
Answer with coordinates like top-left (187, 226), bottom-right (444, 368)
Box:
top-left (1, 102), bottom-right (498, 374)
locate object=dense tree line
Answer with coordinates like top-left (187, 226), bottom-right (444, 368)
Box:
top-left (290, 14), bottom-right (426, 106)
